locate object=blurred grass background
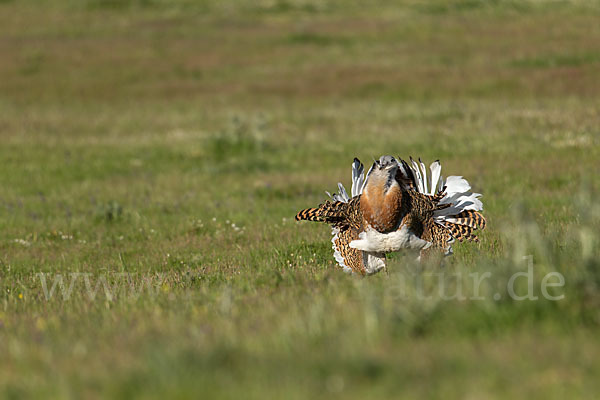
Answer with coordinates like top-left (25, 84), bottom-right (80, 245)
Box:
top-left (1, 0), bottom-right (600, 398)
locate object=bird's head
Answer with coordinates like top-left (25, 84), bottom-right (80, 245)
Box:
top-left (373, 155), bottom-right (398, 172)
top-left (365, 155), bottom-right (399, 192)
top-left (375, 156), bottom-right (398, 169)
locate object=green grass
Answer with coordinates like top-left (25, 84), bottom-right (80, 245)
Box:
top-left (1, 0), bottom-right (600, 398)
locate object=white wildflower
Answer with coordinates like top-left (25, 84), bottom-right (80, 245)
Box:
top-left (14, 239), bottom-right (30, 247)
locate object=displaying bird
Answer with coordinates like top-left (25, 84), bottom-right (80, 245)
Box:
top-left (295, 156), bottom-right (486, 275)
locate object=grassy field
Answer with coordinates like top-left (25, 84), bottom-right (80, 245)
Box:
top-left (1, 0), bottom-right (600, 398)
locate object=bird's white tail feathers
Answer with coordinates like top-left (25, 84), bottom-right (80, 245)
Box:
top-left (406, 157), bottom-right (484, 224)
top-left (326, 158), bottom-right (366, 202)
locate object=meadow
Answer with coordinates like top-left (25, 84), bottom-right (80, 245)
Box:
top-left (1, 0), bottom-right (600, 398)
